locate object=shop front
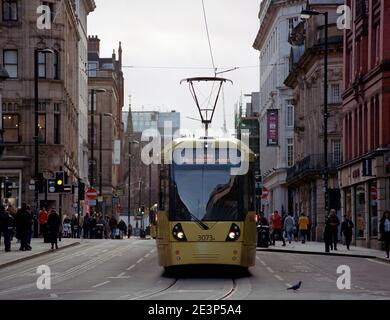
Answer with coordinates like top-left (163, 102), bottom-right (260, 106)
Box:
top-left (339, 153), bottom-right (390, 249)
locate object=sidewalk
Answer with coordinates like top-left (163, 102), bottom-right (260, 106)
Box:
top-left (257, 241), bottom-right (390, 263)
top-left (0, 238), bottom-right (81, 269)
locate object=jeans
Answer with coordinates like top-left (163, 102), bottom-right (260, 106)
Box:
top-left (285, 230), bottom-right (294, 243)
top-left (300, 230), bottom-right (307, 243)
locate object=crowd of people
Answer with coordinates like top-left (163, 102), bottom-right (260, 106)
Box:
top-left (257, 209), bottom-right (390, 256)
top-left (0, 204), bottom-right (134, 253)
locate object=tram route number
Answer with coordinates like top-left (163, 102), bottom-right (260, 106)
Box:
top-left (197, 235), bottom-right (216, 241)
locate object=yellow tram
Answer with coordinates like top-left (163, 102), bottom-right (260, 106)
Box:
top-left (156, 137), bottom-right (257, 269)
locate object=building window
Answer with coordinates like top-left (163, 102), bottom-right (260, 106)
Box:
top-left (38, 52), bottom-right (46, 78)
top-left (38, 114), bottom-right (46, 143)
top-left (369, 180), bottom-right (378, 238)
top-left (332, 140), bottom-right (342, 165)
top-left (54, 113), bottom-right (60, 145)
top-left (2, 114), bottom-right (19, 143)
top-left (3, 50), bottom-right (18, 78)
top-left (330, 84), bottom-right (341, 104)
top-left (2, 0), bottom-right (17, 21)
top-left (88, 62), bottom-right (98, 77)
top-left (53, 50), bottom-right (60, 80)
top-left (287, 138), bottom-right (294, 167)
top-left (286, 101), bottom-right (294, 127)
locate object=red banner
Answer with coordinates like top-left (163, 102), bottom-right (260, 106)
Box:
top-left (267, 110), bottom-right (279, 146)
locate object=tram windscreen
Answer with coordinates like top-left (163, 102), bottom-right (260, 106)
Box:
top-left (172, 163), bottom-right (248, 221)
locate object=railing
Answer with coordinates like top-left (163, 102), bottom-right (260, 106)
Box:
top-left (287, 154), bottom-right (343, 181)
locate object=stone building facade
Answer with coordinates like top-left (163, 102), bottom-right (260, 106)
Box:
top-left (285, 1), bottom-right (344, 241)
top-left (253, 0), bottom-right (306, 218)
top-left (0, 0), bottom-right (85, 214)
top-left (87, 35), bottom-right (125, 219)
top-left (339, 0), bottom-right (390, 249)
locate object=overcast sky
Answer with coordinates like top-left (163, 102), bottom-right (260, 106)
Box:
top-left (89, 0), bottom-right (260, 134)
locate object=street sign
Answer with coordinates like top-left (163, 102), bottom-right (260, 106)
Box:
top-left (88, 200), bottom-right (97, 206)
top-left (85, 188), bottom-right (98, 199)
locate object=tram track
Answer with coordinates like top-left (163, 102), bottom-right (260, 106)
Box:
top-left (129, 278), bottom-right (179, 300)
top-left (217, 279), bottom-right (237, 300)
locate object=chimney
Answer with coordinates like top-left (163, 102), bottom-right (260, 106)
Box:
top-left (88, 35), bottom-right (100, 56)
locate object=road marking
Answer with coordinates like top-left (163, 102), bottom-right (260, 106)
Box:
top-left (256, 256), bottom-right (267, 266)
top-left (117, 272), bottom-right (126, 278)
top-left (137, 258), bottom-right (144, 264)
top-left (366, 259), bottom-right (390, 267)
top-left (266, 267), bottom-right (275, 274)
top-left (92, 281), bottom-right (110, 288)
top-left (50, 293), bottom-right (58, 299)
top-left (127, 265), bottom-right (135, 271)
top-left (275, 275), bottom-right (284, 281)
top-left (286, 283), bottom-right (292, 288)
top-left (144, 253), bottom-right (151, 258)
top-left (151, 249), bottom-right (156, 253)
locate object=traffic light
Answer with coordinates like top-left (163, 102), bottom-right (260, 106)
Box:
top-left (139, 205), bottom-right (145, 216)
top-left (47, 172), bottom-right (65, 193)
top-left (4, 180), bottom-right (12, 199)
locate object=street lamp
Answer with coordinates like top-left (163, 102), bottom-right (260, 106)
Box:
top-left (301, 9), bottom-right (329, 212)
top-left (34, 48), bottom-right (53, 211)
top-left (99, 112), bottom-right (113, 215)
top-left (89, 88), bottom-right (106, 190)
top-left (128, 140), bottom-right (140, 230)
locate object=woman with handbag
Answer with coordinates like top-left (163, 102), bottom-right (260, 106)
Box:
top-left (380, 211), bottom-right (390, 259)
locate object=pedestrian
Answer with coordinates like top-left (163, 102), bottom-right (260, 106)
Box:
top-left (379, 211), bottom-right (390, 259)
top-left (15, 203), bottom-right (32, 251)
top-left (47, 210), bottom-right (61, 250)
top-left (1, 205), bottom-right (15, 252)
top-left (83, 214), bottom-right (90, 239)
top-left (328, 209), bottom-right (340, 251)
top-left (127, 223), bottom-right (133, 238)
top-left (26, 205), bottom-right (33, 248)
top-left (298, 213), bottom-right (310, 244)
top-left (118, 220), bottom-right (127, 239)
top-left (71, 214), bottom-right (80, 238)
top-left (109, 216), bottom-right (118, 240)
top-left (269, 211), bottom-right (286, 247)
top-left (38, 207), bottom-right (48, 240)
top-left (340, 213), bottom-right (354, 250)
top-left (283, 213), bottom-right (295, 244)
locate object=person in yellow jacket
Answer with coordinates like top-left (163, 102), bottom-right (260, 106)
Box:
top-left (298, 213), bottom-right (310, 244)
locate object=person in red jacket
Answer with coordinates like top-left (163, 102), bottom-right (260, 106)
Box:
top-left (270, 210), bottom-right (286, 247)
top-left (38, 208), bottom-right (48, 237)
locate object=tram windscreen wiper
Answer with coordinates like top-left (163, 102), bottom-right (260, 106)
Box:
top-left (189, 213), bottom-right (209, 230)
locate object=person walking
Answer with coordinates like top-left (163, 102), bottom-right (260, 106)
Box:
top-left (340, 214), bottom-right (354, 251)
top-left (127, 223), bottom-right (133, 239)
top-left (109, 216), bottom-right (118, 240)
top-left (38, 208), bottom-right (48, 238)
top-left (15, 203), bottom-right (31, 251)
top-left (0, 205), bottom-right (15, 252)
top-left (284, 213), bottom-right (295, 244)
top-left (47, 210), bottom-right (61, 250)
top-left (379, 211), bottom-right (390, 259)
top-left (83, 214), bottom-right (90, 239)
top-left (298, 213), bottom-right (310, 244)
top-left (270, 211), bottom-right (286, 247)
top-left (328, 209), bottom-right (340, 251)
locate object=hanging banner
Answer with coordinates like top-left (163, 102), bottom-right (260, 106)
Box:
top-left (267, 109), bottom-right (279, 146)
top-left (113, 140), bottom-right (121, 165)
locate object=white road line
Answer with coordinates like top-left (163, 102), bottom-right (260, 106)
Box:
top-left (266, 267), bottom-right (275, 274)
top-left (275, 275), bottom-right (284, 281)
top-left (256, 256), bottom-right (267, 266)
top-left (127, 265), bottom-right (135, 271)
top-left (136, 258), bottom-right (144, 264)
top-left (366, 258), bottom-right (390, 267)
top-left (151, 249), bottom-right (156, 253)
top-left (92, 281), bottom-right (110, 288)
top-left (144, 253), bottom-right (151, 258)
top-left (50, 293), bottom-right (59, 299)
top-left (117, 272), bottom-right (126, 278)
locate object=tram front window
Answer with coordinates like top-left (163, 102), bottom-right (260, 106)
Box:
top-left (172, 164), bottom-right (247, 221)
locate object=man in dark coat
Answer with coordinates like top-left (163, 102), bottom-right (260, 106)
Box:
top-left (341, 215), bottom-right (354, 250)
top-left (47, 210), bottom-right (61, 250)
top-left (15, 203), bottom-right (32, 251)
top-left (109, 216), bottom-right (118, 239)
top-left (1, 205), bottom-right (15, 252)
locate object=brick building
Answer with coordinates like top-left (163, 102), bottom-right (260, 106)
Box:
top-left (87, 35), bottom-right (125, 219)
top-left (0, 0), bottom-right (88, 214)
top-left (339, 0), bottom-right (390, 249)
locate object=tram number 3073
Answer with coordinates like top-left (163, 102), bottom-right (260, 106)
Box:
top-left (197, 235), bottom-right (216, 242)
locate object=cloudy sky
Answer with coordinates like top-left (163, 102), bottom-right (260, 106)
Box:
top-left (89, 0), bottom-right (260, 134)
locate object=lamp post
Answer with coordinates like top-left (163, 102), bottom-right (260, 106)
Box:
top-left (99, 112), bottom-right (113, 215)
top-left (0, 64), bottom-right (9, 204)
top-left (34, 48), bottom-right (53, 211)
top-left (127, 140), bottom-right (139, 229)
top-left (301, 9), bottom-right (329, 212)
top-left (89, 88), bottom-right (106, 190)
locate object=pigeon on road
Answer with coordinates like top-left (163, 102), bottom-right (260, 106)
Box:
top-left (287, 281), bottom-right (302, 291)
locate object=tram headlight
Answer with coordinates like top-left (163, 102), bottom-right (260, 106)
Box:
top-left (172, 224), bottom-right (187, 241)
top-left (226, 223), bottom-right (241, 242)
